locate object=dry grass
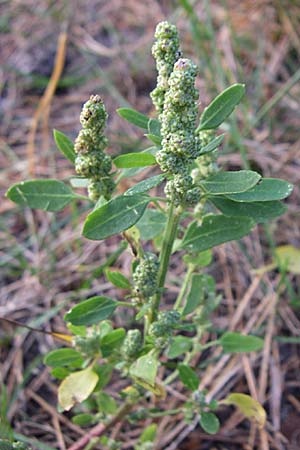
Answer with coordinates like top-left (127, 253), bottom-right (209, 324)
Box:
top-left (1, 1), bottom-right (300, 449)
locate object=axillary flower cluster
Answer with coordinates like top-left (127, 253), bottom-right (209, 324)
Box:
top-left (74, 95), bottom-right (115, 201)
top-left (151, 22), bottom-right (216, 206)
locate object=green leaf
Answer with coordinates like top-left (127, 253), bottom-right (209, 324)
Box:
top-left (53, 129), bottom-right (76, 163)
top-left (100, 328), bottom-right (126, 357)
top-left (58, 367), bottom-right (98, 411)
top-left (44, 349), bottom-right (83, 368)
top-left (198, 83), bottom-right (245, 130)
top-left (114, 152), bottom-right (156, 168)
top-left (220, 393), bottom-right (266, 428)
top-left (220, 332), bottom-right (264, 353)
top-left (181, 215), bottom-right (254, 252)
top-left (129, 353), bottom-right (158, 386)
top-left (105, 270), bottom-right (131, 289)
top-left (118, 147), bottom-right (158, 180)
top-left (83, 194), bottom-right (150, 240)
top-left (125, 174), bottom-right (165, 196)
top-left (116, 107), bottom-right (149, 129)
top-left (145, 134), bottom-right (162, 146)
top-left (182, 274), bottom-right (215, 316)
top-left (0, 440), bottom-right (14, 450)
top-left (6, 179), bottom-right (76, 212)
top-left (97, 392), bottom-right (118, 415)
top-left (199, 412), bottom-right (220, 434)
top-left (274, 245), bottom-right (300, 274)
top-left (226, 178), bottom-right (293, 202)
top-left (183, 250), bottom-right (213, 268)
top-left (201, 170), bottom-right (261, 195)
top-left (199, 134), bottom-right (225, 155)
top-left (94, 364), bottom-right (113, 390)
top-left (51, 367), bottom-right (70, 380)
top-left (140, 424), bottom-right (157, 443)
top-left (211, 197), bottom-right (287, 223)
top-left (178, 364), bottom-right (199, 391)
top-left (148, 118), bottom-right (161, 136)
top-left (167, 336), bottom-right (193, 359)
top-left (72, 413), bottom-right (95, 427)
top-left (65, 296), bottom-right (117, 326)
top-left (136, 208), bottom-right (166, 240)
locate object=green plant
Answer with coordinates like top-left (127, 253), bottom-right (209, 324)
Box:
top-left (6, 21), bottom-right (293, 449)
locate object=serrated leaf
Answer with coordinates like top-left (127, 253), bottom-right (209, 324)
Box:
top-left (211, 197), bottom-right (287, 223)
top-left (198, 83), bottom-right (245, 130)
top-left (182, 274), bottom-right (215, 316)
top-left (6, 179), bottom-right (76, 212)
top-left (117, 108), bottom-right (149, 129)
top-left (201, 170), bottom-right (261, 195)
top-left (199, 134), bottom-right (225, 154)
top-left (65, 296), bottom-right (117, 326)
top-left (274, 245), bottom-right (300, 274)
top-left (125, 174), bottom-right (165, 196)
top-left (226, 178), bottom-right (293, 202)
top-left (83, 194), bottom-right (150, 240)
top-left (136, 208), bottom-right (166, 240)
top-left (129, 353), bottom-right (158, 386)
top-left (220, 332), bottom-right (264, 353)
top-left (220, 393), bottom-right (266, 428)
top-left (114, 152), bottom-right (156, 168)
top-left (167, 336), bottom-right (193, 359)
top-left (181, 215), bottom-right (254, 252)
top-left (44, 349), bottom-right (83, 368)
top-left (58, 367), bottom-right (98, 411)
top-left (199, 412), bottom-right (220, 434)
top-left (105, 270), bottom-right (131, 289)
top-left (178, 364), bottom-right (199, 391)
top-left (53, 129), bottom-right (76, 163)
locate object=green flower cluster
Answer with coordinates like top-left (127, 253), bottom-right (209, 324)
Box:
top-left (156, 58), bottom-right (201, 205)
top-left (121, 329), bottom-right (142, 360)
top-left (192, 130), bottom-right (218, 182)
top-left (149, 310), bottom-right (180, 347)
top-left (74, 95), bottom-right (115, 201)
top-left (133, 252), bottom-right (159, 299)
top-left (150, 21), bottom-right (181, 114)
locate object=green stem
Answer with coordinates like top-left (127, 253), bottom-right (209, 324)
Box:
top-left (150, 202), bottom-right (181, 322)
top-left (174, 264), bottom-right (195, 310)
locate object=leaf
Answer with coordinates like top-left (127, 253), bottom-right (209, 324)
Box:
top-left (53, 129), bottom-right (76, 163)
top-left (0, 440), bottom-right (14, 450)
top-left (100, 328), bottom-right (126, 357)
top-left (125, 174), bottom-right (165, 196)
top-left (44, 349), bottom-right (83, 368)
top-left (220, 332), bottom-right (264, 353)
top-left (181, 215), bottom-right (255, 252)
top-left (72, 414), bottom-right (95, 426)
top-left (183, 250), bottom-right (213, 268)
top-left (178, 364), bottom-right (199, 391)
top-left (116, 107), bottom-right (149, 129)
top-left (51, 367), bottom-right (70, 380)
top-left (145, 133), bottom-right (162, 146)
top-left (105, 270), bottom-right (131, 289)
top-left (140, 424), bottom-right (157, 444)
top-left (220, 393), bottom-right (266, 428)
top-left (182, 274), bottom-right (215, 316)
top-left (198, 83), bottom-right (245, 130)
top-left (148, 118), bottom-right (161, 136)
top-left (83, 194), bottom-right (150, 240)
top-left (167, 336), bottom-right (193, 359)
top-left (118, 147), bottom-right (158, 180)
top-left (201, 171), bottom-right (261, 195)
top-left (136, 208), bottom-right (166, 240)
top-left (211, 197), bottom-right (287, 224)
top-left (58, 367), bottom-right (98, 411)
top-left (94, 364), bottom-right (113, 390)
top-left (226, 178), bottom-right (293, 202)
top-left (65, 296), bottom-right (117, 326)
top-left (199, 412), bottom-right (220, 434)
top-left (129, 353), bottom-right (158, 386)
top-left (6, 179), bottom-right (76, 212)
top-left (97, 392), bottom-right (118, 415)
top-left (114, 152), bottom-right (156, 168)
top-left (199, 134), bottom-right (225, 155)
top-left (274, 245), bottom-right (300, 274)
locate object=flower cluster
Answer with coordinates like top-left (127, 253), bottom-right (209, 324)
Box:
top-left (150, 21), bottom-right (181, 114)
top-left (121, 329), bottom-right (142, 360)
top-left (156, 57), bottom-right (201, 205)
top-left (149, 310), bottom-right (180, 348)
top-left (74, 95), bottom-right (115, 201)
top-left (192, 130), bottom-right (218, 182)
top-left (132, 252), bottom-right (159, 299)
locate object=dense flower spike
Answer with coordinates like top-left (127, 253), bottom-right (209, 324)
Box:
top-left (192, 130), bottom-right (218, 182)
top-left (74, 95), bottom-right (115, 201)
top-left (150, 21), bottom-right (181, 113)
top-left (121, 329), bottom-right (142, 359)
top-left (133, 252), bottom-right (159, 299)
